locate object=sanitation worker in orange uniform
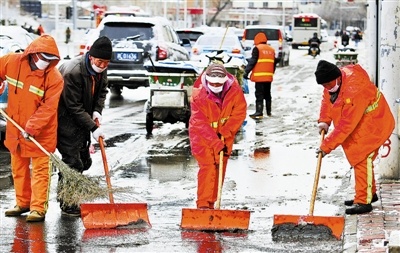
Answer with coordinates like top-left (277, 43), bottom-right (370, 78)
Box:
top-left (189, 63), bottom-right (247, 209)
top-left (0, 35), bottom-right (63, 222)
top-left (243, 32), bottom-right (277, 119)
top-left (314, 60), bottom-right (394, 215)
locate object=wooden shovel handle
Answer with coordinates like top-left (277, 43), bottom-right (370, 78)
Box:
top-left (215, 136), bottom-right (225, 209)
top-left (95, 119), bottom-right (114, 204)
top-left (0, 108), bottom-right (50, 156)
top-left (309, 129), bottom-right (326, 215)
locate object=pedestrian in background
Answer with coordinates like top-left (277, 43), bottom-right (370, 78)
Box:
top-left (37, 24), bottom-right (44, 36)
top-left (56, 36), bottom-right (112, 216)
top-left (341, 31), bottom-right (350, 46)
top-left (243, 32), bottom-right (277, 119)
top-left (0, 35), bottom-right (63, 222)
top-left (65, 27), bottom-right (71, 44)
top-left (189, 63), bottom-right (247, 209)
top-left (314, 60), bottom-right (394, 215)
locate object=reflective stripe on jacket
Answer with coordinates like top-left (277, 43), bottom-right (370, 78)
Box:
top-left (0, 35), bottom-right (64, 156)
top-left (189, 72), bottom-right (247, 165)
top-left (250, 44), bottom-right (275, 83)
top-left (318, 64), bottom-right (394, 166)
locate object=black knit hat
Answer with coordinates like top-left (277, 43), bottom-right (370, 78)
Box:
top-left (89, 36), bottom-right (112, 60)
top-left (314, 60), bottom-right (341, 84)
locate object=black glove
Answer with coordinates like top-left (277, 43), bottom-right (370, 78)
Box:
top-left (243, 73), bottom-right (249, 79)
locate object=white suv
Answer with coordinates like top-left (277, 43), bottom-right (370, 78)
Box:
top-left (242, 25), bottom-right (291, 67)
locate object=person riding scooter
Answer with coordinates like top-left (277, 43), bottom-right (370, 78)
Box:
top-left (308, 32), bottom-right (321, 56)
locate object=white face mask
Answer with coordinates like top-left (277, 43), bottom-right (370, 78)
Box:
top-left (207, 83), bottom-right (223, 94)
top-left (328, 79), bottom-right (340, 93)
top-left (34, 55), bottom-right (50, 70)
top-left (91, 63), bottom-right (107, 73)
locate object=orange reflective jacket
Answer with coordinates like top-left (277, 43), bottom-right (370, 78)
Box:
top-left (189, 72), bottom-right (247, 165)
top-left (0, 35), bottom-right (64, 157)
top-left (318, 64), bottom-right (394, 166)
top-left (250, 33), bottom-right (275, 83)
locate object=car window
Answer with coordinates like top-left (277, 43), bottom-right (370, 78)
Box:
top-left (166, 26), bottom-right (180, 44)
top-left (196, 35), bottom-right (239, 47)
top-left (161, 25), bottom-right (173, 43)
top-left (177, 31), bottom-right (204, 42)
top-left (245, 29), bottom-right (279, 40)
top-left (100, 22), bottom-right (153, 41)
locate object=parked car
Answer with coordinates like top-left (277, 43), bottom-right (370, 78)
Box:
top-left (0, 26), bottom-right (35, 49)
top-left (190, 33), bottom-right (245, 63)
top-left (175, 28), bottom-right (204, 56)
top-left (84, 15), bottom-right (190, 95)
top-left (242, 25), bottom-right (291, 67)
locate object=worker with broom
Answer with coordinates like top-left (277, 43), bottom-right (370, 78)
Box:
top-left (56, 36), bottom-right (112, 216)
top-left (0, 35), bottom-right (63, 222)
top-left (189, 63), bottom-right (247, 209)
top-left (314, 60), bottom-right (395, 215)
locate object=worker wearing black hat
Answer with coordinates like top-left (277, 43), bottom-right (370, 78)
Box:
top-left (56, 36), bottom-right (113, 216)
top-left (315, 60), bottom-right (394, 215)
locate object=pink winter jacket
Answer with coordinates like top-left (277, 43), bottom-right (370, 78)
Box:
top-left (189, 72), bottom-right (247, 165)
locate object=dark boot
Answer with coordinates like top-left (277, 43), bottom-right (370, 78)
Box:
top-left (344, 193), bottom-right (378, 206)
top-left (345, 203), bottom-right (372, 215)
top-left (250, 102), bottom-right (263, 119)
top-left (266, 101), bottom-right (272, 116)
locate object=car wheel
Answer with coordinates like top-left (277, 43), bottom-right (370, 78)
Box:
top-left (146, 112), bottom-right (154, 135)
top-left (110, 86), bottom-right (122, 96)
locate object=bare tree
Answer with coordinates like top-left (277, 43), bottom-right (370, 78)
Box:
top-left (207, 0), bottom-right (232, 26)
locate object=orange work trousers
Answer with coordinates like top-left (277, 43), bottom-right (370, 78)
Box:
top-left (11, 151), bottom-right (51, 213)
top-left (353, 149), bottom-right (378, 205)
top-left (196, 156), bottom-right (229, 209)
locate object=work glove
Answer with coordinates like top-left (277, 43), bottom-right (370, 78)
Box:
top-left (315, 148), bottom-right (327, 158)
top-left (318, 122), bottom-right (329, 135)
top-left (0, 80), bottom-right (6, 92)
top-left (92, 111), bottom-right (102, 125)
top-left (92, 127), bottom-right (105, 142)
top-left (21, 131), bottom-right (31, 141)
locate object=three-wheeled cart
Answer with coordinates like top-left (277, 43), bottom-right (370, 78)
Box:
top-left (144, 61), bottom-right (200, 136)
top-left (333, 46), bottom-right (358, 67)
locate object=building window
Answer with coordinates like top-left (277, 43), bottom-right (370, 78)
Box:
top-left (249, 2), bottom-right (254, 8)
top-left (262, 2), bottom-right (268, 8)
top-left (278, 2), bottom-right (283, 8)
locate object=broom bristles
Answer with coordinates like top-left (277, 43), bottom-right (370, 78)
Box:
top-left (50, 154), bottom-right (109, 207)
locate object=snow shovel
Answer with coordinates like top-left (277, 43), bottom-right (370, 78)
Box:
top-left (80, 124), bottom-right (151, 229)
top-left (272, 130), bottom-right (345, 240)
top-left (181, 138), bottom-right (251, 231)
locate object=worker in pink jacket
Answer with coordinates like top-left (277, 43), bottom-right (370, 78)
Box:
top-left (189, 63), bottom-right (247, 209)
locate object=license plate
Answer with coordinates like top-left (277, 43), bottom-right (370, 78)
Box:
top-left (116, 52), bottom-right (139, 62)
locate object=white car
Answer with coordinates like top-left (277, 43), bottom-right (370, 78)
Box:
top-left (242, 25), bottom-right (291, 67)
top-left (320, 29), bottom-right (329, 42)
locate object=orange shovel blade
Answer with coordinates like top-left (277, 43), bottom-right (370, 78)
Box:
top-left (181, 208), bottom-right (250, 231)
top-left (273, 214), bottom-right (345, 240)
top-left (81, 203), bottom-right (151, 229)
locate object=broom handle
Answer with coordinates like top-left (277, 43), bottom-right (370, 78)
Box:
top-left (215, 136), bottom-right (225, 209)
top-left (96, 119), bottom-right (114, 204)
top-left (0, 108), bottom-right (50, 156)
top-left (309, 129), bottom-right (325, 216)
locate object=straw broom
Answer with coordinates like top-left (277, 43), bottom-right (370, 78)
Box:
top-left (0, 108), bottom-right (109, 207)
